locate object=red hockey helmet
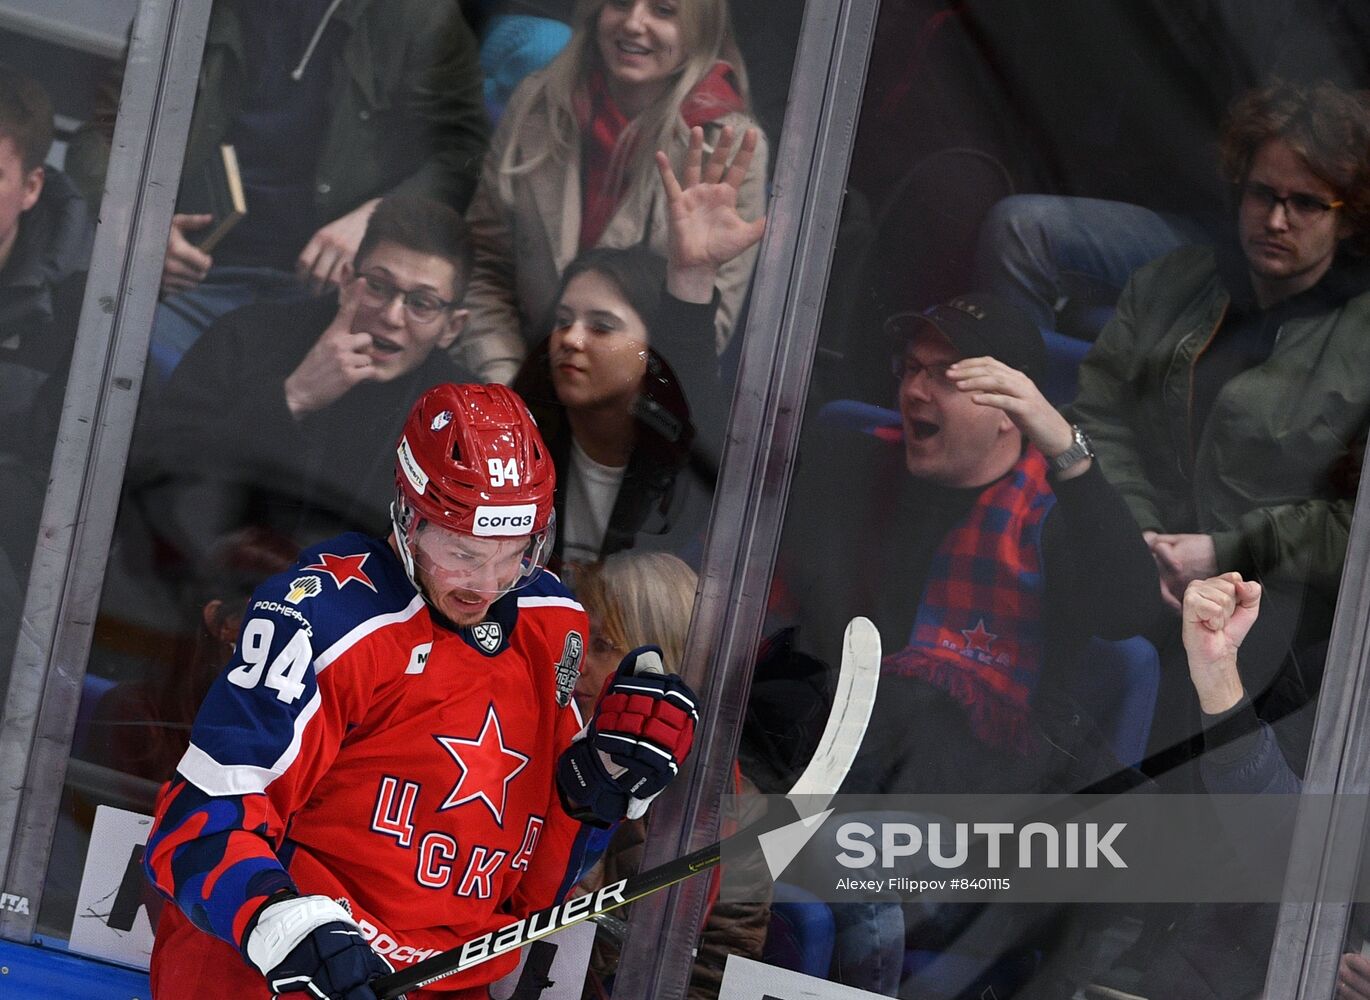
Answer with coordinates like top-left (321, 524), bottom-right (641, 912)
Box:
top-left (392, 383), bottom-right (556, 596)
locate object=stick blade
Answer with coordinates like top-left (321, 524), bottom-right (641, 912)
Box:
top-left (786, 616), bottom-right (880, 809)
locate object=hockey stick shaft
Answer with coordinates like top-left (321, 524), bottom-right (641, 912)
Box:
top-left (372, 831), bottom-right (727, 998)
top-left (373, 616), bottom-right (880, 1000)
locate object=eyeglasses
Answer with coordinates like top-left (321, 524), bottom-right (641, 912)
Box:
top-left (357, 273), bottom-right (456, 324)
top-left (891, 356), bottom-right (955, 385)
top-left (1241, 182), bottom-right (1344, 222)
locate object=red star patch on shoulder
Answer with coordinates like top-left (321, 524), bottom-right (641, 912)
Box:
top-left (304, 552), bottom-right (377, 592)
top-left (435, 705), bottom-right (530, 825)
top-left (960, 618), bottom-right (997, 653)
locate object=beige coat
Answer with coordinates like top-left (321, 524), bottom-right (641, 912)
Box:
top-left (456, 72), bottom-right (769, 384)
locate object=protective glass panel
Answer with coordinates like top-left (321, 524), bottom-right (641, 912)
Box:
top-left (0, 0), bottom-right (150, 951)
top-left (28, 0), bottom-right (497, 959)
top-left (522, 5), bottom-right (807, 995)
top-left (0, 4), bottom-right (112, 697)
top-left (737, 3), bottom-right (1370, 998)
top-left (14, 0), bottom-right (802, 993)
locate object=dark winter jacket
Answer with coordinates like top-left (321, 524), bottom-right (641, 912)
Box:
top-left (0, 168), bottom-right (93, 372)
top-left (1199, 696), bottom-right (1308, 796)
top-left (1071, 244), bottom-right (1370, 611)
top-left (759, 427), bottom-right (1164, 796)
top-left (129, 294), bottom-right (472, 560)
top-left (66, 0), bottom-right (489, 217)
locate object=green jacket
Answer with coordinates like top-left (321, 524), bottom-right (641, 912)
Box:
top-left (1070, 244), bottom-right (1370, 606)
top-left (68, 0), bottom-right (488, 218)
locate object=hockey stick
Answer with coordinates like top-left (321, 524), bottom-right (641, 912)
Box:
top-left (372, 616), bottom-right (881, 1000)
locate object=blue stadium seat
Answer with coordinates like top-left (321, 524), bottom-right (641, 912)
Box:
top-left (762, 881), bottom-right (836, 978)
top-left (1041, 327), bottom-right (1091, 405)
top-left (1074, 635), bottom-right (1160, 768)
top-left (73, 673), bottom-right (117, 756)
top-left (814, 398), bottom-right (902, 438)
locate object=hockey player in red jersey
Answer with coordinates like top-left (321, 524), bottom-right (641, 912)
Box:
top-left (143, 381), bottom-right (699, 1000)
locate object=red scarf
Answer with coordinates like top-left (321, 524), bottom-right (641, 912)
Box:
top-left (881, 448), bottom-right (1055, 754)
top-left (575, 62), bottom-right (745, 250)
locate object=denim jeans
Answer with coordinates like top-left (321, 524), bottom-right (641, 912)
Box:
top-left (831, 899), bottom-right (906, 996)
top-left (974, 194), bottom-right (1208, 333)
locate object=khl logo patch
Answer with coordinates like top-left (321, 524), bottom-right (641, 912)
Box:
top-left (472, 622), bottom-right (503, 654)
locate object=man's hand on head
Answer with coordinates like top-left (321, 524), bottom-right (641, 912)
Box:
top-left (1181, 571), bottom-right (1259, 715)
top-left (161, 213), bottom-right (214, 296)
top-left (945, 356), bottom-right (1087, 476)
top-left (297, 199), bottom-right (380, 296)
top-left (283, 278), bottom-right (377, 418)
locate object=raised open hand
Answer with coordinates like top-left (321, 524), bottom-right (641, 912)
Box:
top-left (656, 125), bottom-right (766, 301)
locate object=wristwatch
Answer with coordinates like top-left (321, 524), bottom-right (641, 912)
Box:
top-left (1049, 424), bottom-right (1094, 474)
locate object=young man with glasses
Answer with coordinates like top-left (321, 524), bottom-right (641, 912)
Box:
top-left (129, 194), bottom-right (478, 563)
top-left (1068, 80), bottom-right (1370, 767)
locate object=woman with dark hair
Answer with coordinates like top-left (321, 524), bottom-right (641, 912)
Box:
top-left (460, 0), bottom-right (768, 383)
top-left (514, 126), bottom-right (763, 566)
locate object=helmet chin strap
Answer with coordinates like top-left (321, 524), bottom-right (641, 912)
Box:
top-left (391, 501), bottom-right (461, 620)
top-left (390, 497), bottom-right (422, 592)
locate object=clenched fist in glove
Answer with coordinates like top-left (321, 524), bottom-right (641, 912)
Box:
top-left (557, 646), bottom-right (699, 827)
top-left (245, 894), bottom-right (392, 1000)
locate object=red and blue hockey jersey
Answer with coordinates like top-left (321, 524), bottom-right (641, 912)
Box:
top-left (144, 533), bottom-right (596, 997)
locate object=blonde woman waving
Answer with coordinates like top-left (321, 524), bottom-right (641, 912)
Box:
top-left (460, 0), bottom-right (767, 383)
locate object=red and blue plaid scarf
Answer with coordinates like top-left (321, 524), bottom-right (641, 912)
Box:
top-left (882, 448), bottom-right (1055, 753)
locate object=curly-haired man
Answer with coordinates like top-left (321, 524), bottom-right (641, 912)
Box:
top-left (1069, 79), bottom-right (1370, 759)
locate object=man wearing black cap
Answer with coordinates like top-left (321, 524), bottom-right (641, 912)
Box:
top-left (760, 292), bottom-right (1162, 797)
top-left (750, 293), bottom-right (1162, 996)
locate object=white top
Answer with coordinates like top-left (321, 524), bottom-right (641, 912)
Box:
top-left (561, 437), bottom-right (627, 565)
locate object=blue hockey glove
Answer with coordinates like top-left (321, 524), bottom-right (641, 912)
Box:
top-left (245, 895), bottom-right (392, 1000)
top-left (557, 646), bottom-right (699, 826)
